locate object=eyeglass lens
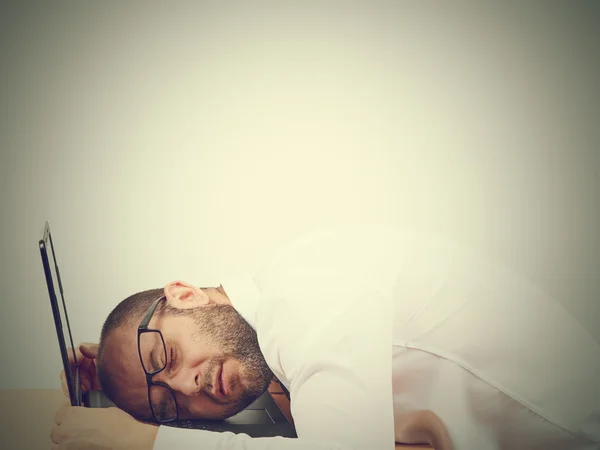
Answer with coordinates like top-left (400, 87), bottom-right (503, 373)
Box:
top-left (139, 331), bottom-right (177, 421)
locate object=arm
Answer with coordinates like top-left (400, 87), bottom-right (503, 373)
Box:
top-left (156, 290), bottom-right (395, 450)
top-left (53, 303), bottom-right (394, 450)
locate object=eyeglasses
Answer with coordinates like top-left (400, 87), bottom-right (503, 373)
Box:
top-left (137, 294), bottom-right (179, 423)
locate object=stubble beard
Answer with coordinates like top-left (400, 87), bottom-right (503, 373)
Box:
top-left (176, 304), bottom-right (274, 415)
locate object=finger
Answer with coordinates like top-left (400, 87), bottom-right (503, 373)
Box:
top-left (50, 424), bottom-right (62, 444)
top-left (64, 369), bottom-right (97, 395)
top-left (78, 366), bottom-right (100, 392)
top-left (60, 371), bottom-right (68, 397)
top-left (79, 343), bottom-right (99, 359)
top-left (80, 375), bottom-right (99, 392)
top-left (65, 346), bottom-right (79, 364)
top-left (78, 370), bottom-right (92, 391)
top-left (79, 345), bottom-right (101, 390)
top-left (65, 347), bottom-right (95, 379)
top-left (66, 345), bottom-right (93, 368)
top-left (62, 366), bottom-right (90, 395)
top-left (73, 350), bottom-right (97, 375)
top-left (54, 405), bottom-right (71, 425)
top-left (62, 373), bottom-right (91, 398)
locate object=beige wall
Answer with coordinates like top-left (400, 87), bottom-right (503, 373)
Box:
top-left (1, 2), bottom-right (599, 389)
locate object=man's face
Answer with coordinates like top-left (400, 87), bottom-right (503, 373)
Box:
top-left (104, 302), bottom-right (273, 421)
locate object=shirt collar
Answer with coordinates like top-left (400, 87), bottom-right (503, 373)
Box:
top-left (220, 274), bottom-right (262, 330)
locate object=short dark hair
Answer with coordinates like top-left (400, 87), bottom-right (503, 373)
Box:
top-left (97, 288), bottom-right (165, 417)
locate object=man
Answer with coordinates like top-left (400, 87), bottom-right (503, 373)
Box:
top-left (53, 225), bottom-right (600, 450)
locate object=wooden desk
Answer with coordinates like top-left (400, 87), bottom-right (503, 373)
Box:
top-left (0, 389), bottom-right (68, 450)
top-left (0, 389), bottom-right (432, 449)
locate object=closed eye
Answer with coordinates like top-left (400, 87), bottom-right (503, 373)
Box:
top-left (169, 347), bottom-right (176, 373)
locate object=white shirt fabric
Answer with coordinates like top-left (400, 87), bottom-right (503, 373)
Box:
top-left (154, 225), bottom-right (600, 450)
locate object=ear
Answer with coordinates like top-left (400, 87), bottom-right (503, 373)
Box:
top-left (164, 281), bottom-right (212, 310)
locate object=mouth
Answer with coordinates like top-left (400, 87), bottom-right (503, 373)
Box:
top-left (217, 363), bottom-right (226, 396)
top-left (211, 362), bottom-right (228, 402)
top-left (220, 363), bottom-right (230, 397)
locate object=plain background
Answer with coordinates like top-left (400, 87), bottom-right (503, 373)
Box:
top-left (1, 1), bottom-right (598, 390)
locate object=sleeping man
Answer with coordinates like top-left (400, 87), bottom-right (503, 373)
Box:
top-left (53, 225), bottom-right (600, 450)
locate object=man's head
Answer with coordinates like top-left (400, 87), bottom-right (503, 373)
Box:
top-left (97, 281), bottom-right (273, 422)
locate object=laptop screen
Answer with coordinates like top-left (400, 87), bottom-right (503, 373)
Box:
top-left (39, 221), bottom-right (82, 406)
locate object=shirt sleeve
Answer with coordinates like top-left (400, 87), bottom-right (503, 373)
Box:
top-left (153, 290), bottom-right (395, 450)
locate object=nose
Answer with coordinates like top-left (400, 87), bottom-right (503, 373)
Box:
top-left (160, 367), bottom-right (201, 397)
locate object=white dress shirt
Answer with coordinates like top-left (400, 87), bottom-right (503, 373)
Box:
top-left (154, 225), bottom-right (600, 450)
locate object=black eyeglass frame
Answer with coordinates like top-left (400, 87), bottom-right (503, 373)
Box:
top-left (137, 294), bottom-right (179, 423)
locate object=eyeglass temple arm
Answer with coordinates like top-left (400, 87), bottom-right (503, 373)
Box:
top-left (139, 295), bottom-right (166, 329)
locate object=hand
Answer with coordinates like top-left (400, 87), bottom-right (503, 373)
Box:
top-left (51, 405), bottom-right (158, 450)
top-left (60, 343), bottom-right (101, 398)
top-left (395, 410), bottom-right (454, 450)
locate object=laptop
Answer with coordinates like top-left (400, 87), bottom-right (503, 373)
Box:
top-left (39, 221), bottom-right (297, 438)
